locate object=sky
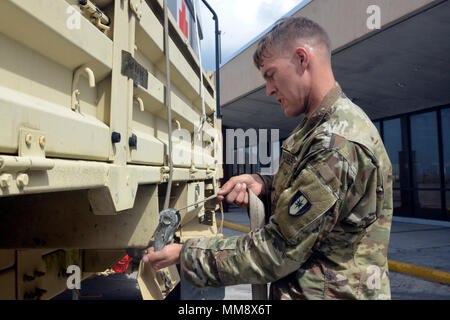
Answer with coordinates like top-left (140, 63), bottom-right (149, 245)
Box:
top-left (198, 0), bottom-right (308, 71)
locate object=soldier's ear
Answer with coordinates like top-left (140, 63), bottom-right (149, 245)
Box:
top-left (294, 47), bottom-right (309, 72)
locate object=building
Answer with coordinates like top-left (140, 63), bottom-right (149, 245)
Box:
top-left (220, 0), bottom-right (450, 222)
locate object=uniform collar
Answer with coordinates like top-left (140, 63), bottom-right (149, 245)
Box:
top-left (282, 82), bottom-right (343, 152)
top-left (304, 82), bottom-right (342, 130)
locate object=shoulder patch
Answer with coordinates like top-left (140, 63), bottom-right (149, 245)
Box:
top-left (274, 167), bottom-right (338, 242)
top-left (288, 190), bottom-right (311, 216)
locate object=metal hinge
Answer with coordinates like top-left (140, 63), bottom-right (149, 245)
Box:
top-left (130, 0), bottom-right (144, 19)
top-left (0, 128), bottom-right (54, 190)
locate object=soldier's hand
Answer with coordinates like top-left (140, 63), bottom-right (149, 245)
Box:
top-left (217, 174), bottom-right (265, 208)
top-left (142, 243), bottom-right (183, 271)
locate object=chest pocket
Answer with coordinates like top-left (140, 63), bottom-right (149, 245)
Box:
top-left (273, 167), bottom-right (337, 244)
top-left (271, 147), bottom-right (299, 208)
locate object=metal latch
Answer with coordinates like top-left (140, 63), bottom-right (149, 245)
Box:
top-left (153, 208), bottom-right (181, 252)
top-left (79, 0), bottom-right (111, 32)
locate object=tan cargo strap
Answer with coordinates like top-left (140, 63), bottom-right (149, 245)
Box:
top-left (248, 189), bottom-right (268, 300)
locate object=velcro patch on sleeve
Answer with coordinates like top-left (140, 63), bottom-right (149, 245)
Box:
top-left (317, 163), bottom-right (342, 192)
top-left (288, 190), bottom-right (311, 216)
top-left (274, 168), bottom-right (338, 242)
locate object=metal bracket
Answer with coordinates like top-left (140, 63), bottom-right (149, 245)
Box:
top-left (19, 128), bottom-right (46, 158)
top-left (130, 0), bottom-right (144, 20)
top-left (199, 210), bottom-right (213, 226)
top-left (87, 166), bottom-right (138, 214)
top-left (160, 166), bottom-right (170, 182)
top-left (189, 165), bottom-right (198, 180)
top-left (137, 261), bottom-right (180, 300)
top-left (0, 128), bottom-right (55, 189)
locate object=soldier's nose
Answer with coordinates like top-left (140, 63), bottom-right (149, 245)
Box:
top-left (266, 83), bottom-right (276, 96)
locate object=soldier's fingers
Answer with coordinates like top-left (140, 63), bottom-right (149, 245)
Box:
top-left (142, 254), bottom-right (150, 264)
top-left (217, 180), bottom-right (239, 202)
top-left (142, 253), bottom-right (154, 265)
top-left (217, 189), bottom-right (232, 202)
top-left (218, 179), bottom-right (238, 196)
top-left (235, 183), bottom-right (247, 206)
top-left (142, 247), bottom-right (154, 263)
top-left (237, 191), bottom-right (249, 208)
top-left (142, 251), bottom-right (166, 270)
top-left (225, 183), bottom-right (241, 203)
top-left (235, 191), bottom-right (245, 206)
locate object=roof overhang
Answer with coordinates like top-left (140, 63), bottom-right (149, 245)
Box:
top-left (220, 0), bottom-right (450, 139)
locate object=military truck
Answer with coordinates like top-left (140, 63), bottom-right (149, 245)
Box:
top-left (0, 0), bottom-right (223, 300)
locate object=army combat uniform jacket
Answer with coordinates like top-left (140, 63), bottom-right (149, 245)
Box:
top-left (180, 83), bottom-right (393, 300)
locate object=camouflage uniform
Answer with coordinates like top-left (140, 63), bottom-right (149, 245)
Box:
top-left (180, 83), bottom-right (393, 300)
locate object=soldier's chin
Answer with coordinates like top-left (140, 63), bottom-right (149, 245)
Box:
top-left (284, 106), bottom-right (301, 118)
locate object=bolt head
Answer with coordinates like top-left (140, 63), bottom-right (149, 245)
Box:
top-left (0, 174), bottom-right (12, 188)
top-left (17, 173), bottom-right (29, 188)
top-left (39, 136), bottom-right (46, 148)
top-left (25, 134), bottom-right (33, 146)
top-left (111, 132), bottom-right (121, 144)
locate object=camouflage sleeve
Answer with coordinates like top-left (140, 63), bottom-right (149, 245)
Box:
top-left (255, 173), bottom-right (273, 199)
top-left (254, 173), bottom-right (273, 222)
top-left (180, 136), bottom-right (372, 288)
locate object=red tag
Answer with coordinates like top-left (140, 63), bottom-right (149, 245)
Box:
top-left (111, 255), bottom-right (134, 273)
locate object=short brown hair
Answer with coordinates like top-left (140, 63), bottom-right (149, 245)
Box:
top-left (253, 16), bottom-right (331, 69)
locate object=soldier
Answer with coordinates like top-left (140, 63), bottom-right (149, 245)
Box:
top-left (143, 16), bottom-right (393, 300)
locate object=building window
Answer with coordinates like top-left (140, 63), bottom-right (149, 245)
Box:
top-left (442, 108), bottom-right (450, 189)
top-left (441, 108), bottom-right (450, 218)
top-left (383, 119), bottom-right (402, 190)
top-left (410, 112), bottom-right (440, 189)
top-left (382, 118), bottom-right (408, 216)
top-left (447, 192), bottom-right (450, 217)
top-left (410, 111), bottom-right (442, 219)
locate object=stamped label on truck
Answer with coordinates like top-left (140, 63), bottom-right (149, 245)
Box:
top-left (121, 50), bottom-right (148, 89)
